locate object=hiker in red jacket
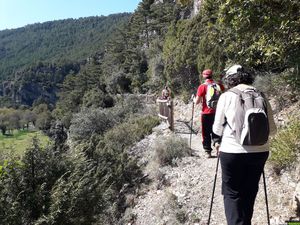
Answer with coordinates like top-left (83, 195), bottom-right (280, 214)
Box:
top-left (193, 69), bottom-right (224, 158)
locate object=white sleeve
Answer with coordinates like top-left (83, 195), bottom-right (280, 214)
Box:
top-left (213, 93), bottom-right (227, 136)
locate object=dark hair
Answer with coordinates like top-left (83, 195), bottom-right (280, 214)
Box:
top-left (224, 68), bottom-right (254, 88)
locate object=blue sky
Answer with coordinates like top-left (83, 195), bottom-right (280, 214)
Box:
top-left (0, 0), bottom-right (142, 31)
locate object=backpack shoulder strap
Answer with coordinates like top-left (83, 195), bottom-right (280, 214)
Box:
top-left (205, 79), bottom-right (217, 85)
top-left (229, 87), bottom-right (258, 95)
top-left (205, 80), bottom-right (212, 86)
top-left (228, 87), bottom-right (242, 95)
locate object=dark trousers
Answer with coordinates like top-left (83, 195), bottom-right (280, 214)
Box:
top-left (220, 152), bottom-right (269, 225)
top-left (201, 113), bottom-right (218, 152)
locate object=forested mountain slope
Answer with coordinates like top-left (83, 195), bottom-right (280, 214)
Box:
top-left (0, 13), bottom-right (131, 107)
top-left (0, 13), bottom-right (131, 79)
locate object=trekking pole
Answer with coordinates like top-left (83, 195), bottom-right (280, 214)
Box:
top-left (207, 154), bottom-right (220, 225)
top-left (189, 101), bottom-right (195, 151)
top-left (262, 170), bottom-right (271, 225)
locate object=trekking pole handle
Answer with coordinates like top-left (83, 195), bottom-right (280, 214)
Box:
top-left (190, 94), bottom-right (195, 102)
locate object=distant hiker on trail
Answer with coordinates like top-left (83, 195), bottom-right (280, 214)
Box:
top-left (212, 65), bottom-right (277, 225)
top-left (160, 85), bottom-right (172, 100)
top-left (157, 85), bottom-right (174, 130)
top-left (193, 69), bottom-right (224, 158)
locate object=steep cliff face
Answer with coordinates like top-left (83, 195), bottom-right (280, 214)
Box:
top-left (153, 0), bottom-right (200, 18)
top-left (0, 63), bottom-right (80, 106)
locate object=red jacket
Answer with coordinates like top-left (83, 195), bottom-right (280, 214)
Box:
top-left (196, 79), bottom-right (225, 114)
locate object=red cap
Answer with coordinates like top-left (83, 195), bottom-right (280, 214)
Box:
top-left (202, 69), bottom-right (213, 78)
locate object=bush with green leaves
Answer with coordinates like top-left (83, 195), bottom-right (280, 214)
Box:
top-left (69, 108), bottom-right (117, 141)
top-left (82, 88), bottom-right (114, 109)
top-left (69, 95), bottom-right (155, 143)
top-left (254, 68), bottom-right (300, 111)
top-left (108, 94), bottom-right (157, 124)
top-left (102, 115), bottom-right (160, 152)
top-left (0, 138), bottom-right (67, 225)
top-left (163, 19), bottom-right (199, 93)
top-left (114, 95), bottom-right (144, 117)
top-left (270, 118), bottom-right (300, 172)
top-left (39, 115), bottom-right (159, 224)
top-left (163, 0), bottom-right (300, 95)
top-left (0, 112), bottom-right (156, 225)
top-left (217, 0), bottom-right (300, 69)
top-left (154, 134), bottom-right (190, 166)
top-left (32, 114), bottom-right (158, 224)
top-left (36, 151), bottom-right (124, 225)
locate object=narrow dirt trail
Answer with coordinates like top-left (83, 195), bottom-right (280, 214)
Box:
top-left (128, 100), bottom-right (296, 225)
top-left (130, 99), bottom-right (227, 225)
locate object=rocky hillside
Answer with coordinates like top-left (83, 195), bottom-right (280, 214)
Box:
top-left (123, 98), bottom-right (300, 225)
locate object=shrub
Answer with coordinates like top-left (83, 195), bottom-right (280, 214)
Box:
top-left (270, 118), bottom-right (300, 172)
top-left (254, 68), bottom-right (300, 111)
top-left (160, 191), bottom-right (187, 225)
top-left (0, 138), bottom-right (67, 225)
top-left (34, 136), bottom-right (142, 225)
top-left (82, 88), bottom-right (114, 109)
top-left (103, 115), bottom-right (160, 152)
top-left (154, 134), bottom-right (190, 166)
top-left (133, 115), bottom-right (160, 138)
top-left (69, 108), bottom-right (116, 141)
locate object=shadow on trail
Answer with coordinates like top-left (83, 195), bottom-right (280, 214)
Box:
top-left (174, 119), bottom-right (199, 135)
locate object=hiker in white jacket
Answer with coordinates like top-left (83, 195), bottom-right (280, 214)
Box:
top-left (212, 65), bottom-right (277, 225)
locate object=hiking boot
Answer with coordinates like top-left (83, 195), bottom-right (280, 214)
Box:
top-left (205, 152), bottom-right (212, 158)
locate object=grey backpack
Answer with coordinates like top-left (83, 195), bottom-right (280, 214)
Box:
top-left (229, 87), bottom-right (269, 146)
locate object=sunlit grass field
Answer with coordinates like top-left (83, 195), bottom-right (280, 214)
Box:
top-left (0, 130), bottom-right (51, 157)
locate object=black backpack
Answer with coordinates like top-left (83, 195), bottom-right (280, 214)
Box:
top-left (205, 82), bottom-right (222, 109)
